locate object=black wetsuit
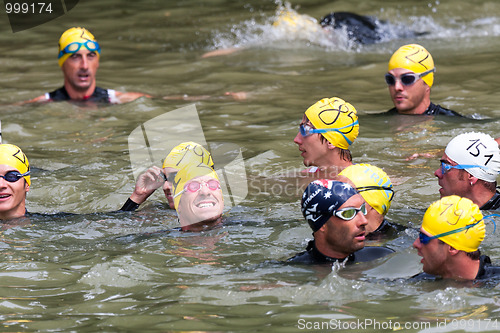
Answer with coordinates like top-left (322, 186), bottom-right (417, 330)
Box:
top-left (286, 240), bottom-right (394, 265)
top-left (385, 102), bottom-right (463, 116)
top-left (411, 255), bottom-right (500, 281)
top-left (120, 198), bottom-right (140, 212)
top-left (320, 12), bottom-right (425, 45)
top-left (480, 190), bottom-right (500, 211)
top-left (366, 218), bottom-right (406, 241)
top-left (45, 86), bottom-right (114, 103)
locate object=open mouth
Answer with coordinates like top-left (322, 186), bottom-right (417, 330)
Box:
top-left (196, 202), bottom-right (216, 209)
top-left (0, 194), bottom-right (11, 199)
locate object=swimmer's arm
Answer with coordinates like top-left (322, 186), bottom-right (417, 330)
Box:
top-left (201, 47), bottom-right (242, 58)
top-left (126, 166), bottom-right (165, 208)
top-left (113, 91), bottom-right (152, 104)
top-left (10, 94), bottom-right (49, 106)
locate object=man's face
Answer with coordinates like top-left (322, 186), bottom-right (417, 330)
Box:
top-left (321, 194), bottom-right (368, 258)
top-left (177, 175), bottom-right (223, 227)
top-left (413, 228), bottom-right (448, 276)
top-left (61, 49), bottom-right (99, 92)
top-left (293, 115), bottom-right (330, 167)
top-left (434, 153), bottom-right (470, 198)
top-left (388, 68), bottom-right (429, 114)
top-left (0, 164), bottom-right (29, 220)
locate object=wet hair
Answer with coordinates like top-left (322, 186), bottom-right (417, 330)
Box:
top-left (318, 135), bottom-right (353, 162)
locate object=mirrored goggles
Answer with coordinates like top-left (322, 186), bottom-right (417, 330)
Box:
top-left (334, 202), bottom-right (367, 221)
top-left (440, 161), bottom-right (486, 175)
top-left (299, 122), bottom-right (359, 138)
top-left (385, 68), bottom-right (435, 86)
top-left (58, 40), bottom-right (101, 59)
top-left (357, 185), bottom-right (395, 202)
top-left (173, 179), bottom-right (220, 198)
top-left (0, 170), bottom-right (30, 183)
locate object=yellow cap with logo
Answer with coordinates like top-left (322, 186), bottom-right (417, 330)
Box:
top-left (162, 142), bottom-right (214, 170)
top-left (58, 27), bottom-right (100, 67)
top-left (388, 44), bottom-right (435, 87)
top-left (172, 164), bottom-right (220, 210)
top-left (339, 163), bottom-right (393, 215)
top-left (422, 196), bottom-right (485, 252)
top-left (305, 97), bottom-right (359, 149)
top-left (0, 144), bottom-right (30, 186)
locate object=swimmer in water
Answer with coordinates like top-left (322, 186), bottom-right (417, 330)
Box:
top-left (0, 144), bottom-right (30, 221)
top-left (435, 132), bottom-right (500, 211)
top-left (26, 27), bottom-right (150, 104)
top-left (202, 8), bottom-right (425, 58)
top-left (338, 163), bottom-right (405, 240)
top-left (384, 44), bottom-right (463, 116)
top-left (412, 195), bottom-right (500, 281)
top-left (287, 179), bottom-right (394, 265)
top-left (121, 141), bottom-right (214, 211)
top-left (293, 97), bottom-right (359, 175)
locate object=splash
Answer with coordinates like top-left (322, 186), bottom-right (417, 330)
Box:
top-left (207, 1), bottom-right (500, 54)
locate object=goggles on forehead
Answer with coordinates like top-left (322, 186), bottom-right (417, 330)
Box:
top-left (173, 179), bottom-right (220, 199)
top-left (0, 170), bottom-right (30, 183)
top-left (440, 161), bottom-right (487, 175)
top-left (334, 202), bottom-right (367, 221)
top-left (58, 40), bottom-right (101, 59)
top-left (357, 185), bottom-right (395, 201)
top-left (385, 68), bottom-right (435, 86)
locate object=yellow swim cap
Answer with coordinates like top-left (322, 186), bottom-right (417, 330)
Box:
top-left (172, 163), bottom-right (220, 210)
top-left (162, 142), bottom-right (214, 170)
top-left (422, 196), bottom-right (485, 252)
top-left (0, 144), bottom-right (30, 186)
top-left (58, 27), bottom-right (100, 67)
top-left (388, 44), bottom-right (435, 87)
top-left (305, 97), bottom-right (359, 149)
top-left (272, 8), bottom-right (321, 34)
top-left (339, 163), bottom-right (393, 215)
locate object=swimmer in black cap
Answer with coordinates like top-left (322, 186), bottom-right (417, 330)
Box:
top-left (287, 179), bottom-right (394, 265)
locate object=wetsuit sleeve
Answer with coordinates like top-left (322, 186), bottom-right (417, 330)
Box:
top-left (120, 198), bottom-right (140, 211)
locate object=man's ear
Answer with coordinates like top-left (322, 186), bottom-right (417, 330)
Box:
top-left (326, 141), bottom-right (336, 150)
top-left (448, 246), bottom-right (460, 256)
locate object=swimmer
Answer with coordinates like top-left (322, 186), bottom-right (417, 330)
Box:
top-left (293, 97), bottom-right (358, 175)
top-left (384, 44), bottom-right (463, 116)
top-left (27, 27), bottom-right (150, 104)
top-left (0, 144), bottom-right (30, 220)
top-left (412, 196), bottom-right (500, 281)
top-left (121, 141), bottom-right (214, 211)
top-left (172, 164), bottom-right (224, 231)
top-left (339, 163), bottom-right (405, 239)
top-left (202, 8), bottom-right (423, 58)
top-left (434, 132), bottom-right (500, 210)
top-left (287, 179), bottom-right (394, 265)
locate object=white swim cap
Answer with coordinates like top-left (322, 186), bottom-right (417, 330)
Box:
top-left (445, 132), bottom-right (500, 182)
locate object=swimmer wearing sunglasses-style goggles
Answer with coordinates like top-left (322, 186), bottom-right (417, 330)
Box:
top-left (385, 68), bottom-right (435, 87)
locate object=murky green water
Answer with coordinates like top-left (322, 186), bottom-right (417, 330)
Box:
top-left (1, 0), bottom-right (500, 331)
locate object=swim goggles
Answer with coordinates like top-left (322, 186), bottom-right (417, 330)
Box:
top-left (173, 179), bottom-right (220, 198)
top-left (357, 185), bottom-right (395, 201)
top-left (299, 122), bottom-right (358, 138)
top-left (160, 171), bottom-right (177, 183)
top-left (385, 68), bottom-right (435, 86)
top-left (0, 170), bottom-right (30, 183)
top-left (440, 161), bottom-right (486, 175)
top-left (58, 40), bottom-right (101, 59)
top-left (334, 202), bottom-right (367, 221)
